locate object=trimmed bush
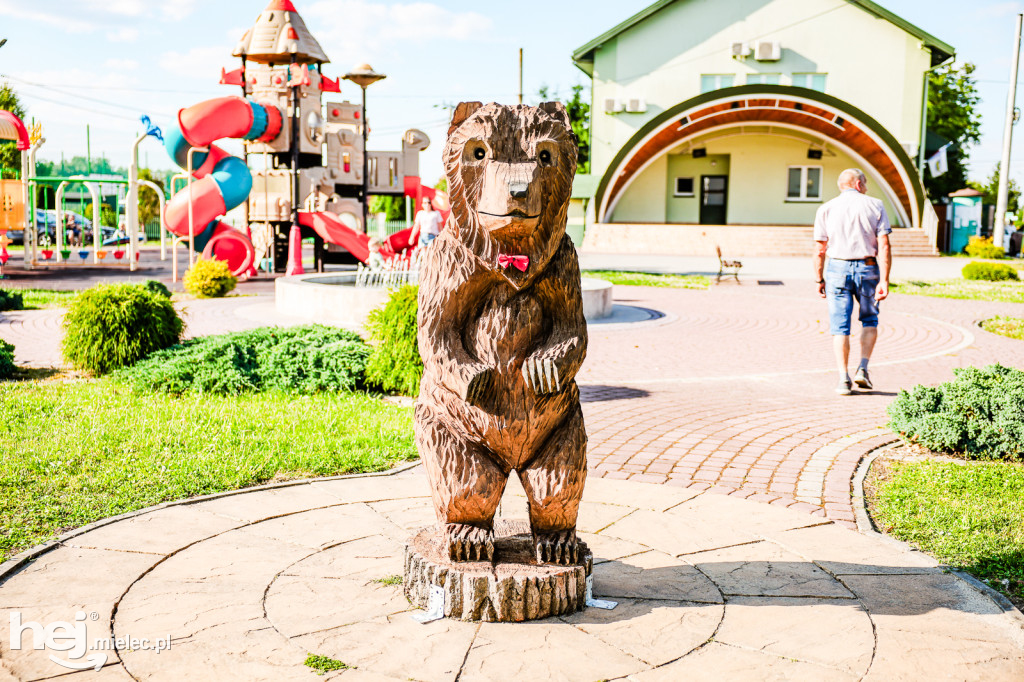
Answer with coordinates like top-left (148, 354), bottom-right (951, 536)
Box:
top-left (183, 257), bottom-right (237, 298)
top-left (962, 261), bottom-right (1019, 281)
top-left (965, 236), bottom-right (1005, 259)
top-left (143, 280), bottom-right (172, 299)
top-left (115, 325), bottom-right (371, 395)
top-left (61, 283), bottom-right (183, 375)
top-left (365, 285), bottom-right (423, 396)
top-left (0, 340), bottom-right (15, 379)
top-left (0, 289), bottom-right (24, 312)
top-left (887, 364), bottom-right (1024, 461)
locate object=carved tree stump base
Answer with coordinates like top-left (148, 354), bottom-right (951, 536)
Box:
top-left (403, 520), bottom-right (593, 622)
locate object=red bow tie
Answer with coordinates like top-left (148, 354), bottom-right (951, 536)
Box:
top-left (497, 254), bottom-right (529, 272)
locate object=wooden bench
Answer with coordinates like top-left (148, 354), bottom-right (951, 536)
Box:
top-left (715, 246), bottom-right (742, 283)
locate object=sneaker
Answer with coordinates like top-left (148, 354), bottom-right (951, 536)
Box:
top-left (854, 368), bottom-right (872, 390)
top-left (836, 378), bottom-right (852, 396)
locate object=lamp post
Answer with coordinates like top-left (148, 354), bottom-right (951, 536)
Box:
top-left (343, 63), bottom-right (386, 233)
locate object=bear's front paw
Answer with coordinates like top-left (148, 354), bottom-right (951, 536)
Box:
top-left (445, 523), bottom-right (495, 562)
top-left (522, 355), bottom-right (561, 394)
top-left (534, 529), bottom-right (579, 565)
top-left (464, 367), bottom-right (495, 406)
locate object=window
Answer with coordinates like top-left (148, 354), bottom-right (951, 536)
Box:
top-left (787, 166), bottom-right (822, 201)
top-left (746, 73), bottom-right (781, 85)
top-left (700, 74), bottom-right (734, 93)
top-left (674, 177), bottom-right (695, 197)
top-left (792, 73), bottom-right (827, 92)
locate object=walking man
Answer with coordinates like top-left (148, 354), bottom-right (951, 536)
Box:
top-left (813, 168), bottom-right (891, 395)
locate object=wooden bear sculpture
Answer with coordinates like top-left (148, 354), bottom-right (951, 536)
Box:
top-left (415, 101), bottom-right (587, 566)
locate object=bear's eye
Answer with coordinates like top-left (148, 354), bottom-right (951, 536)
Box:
top-left (538, 150), bottom-right (552, 166)
top-left (473, 147), bottom-right (486, 160)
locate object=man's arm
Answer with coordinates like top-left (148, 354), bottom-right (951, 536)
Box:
top-left (876, 233), bottom-right (891, 301)
top-left (814, 240), bottom-right (828, 298)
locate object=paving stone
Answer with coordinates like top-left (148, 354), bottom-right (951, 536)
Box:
top-left (580, 476), bottom-right (702, 511)
top-left (767, 524), bottom-right (941, 575)
top-left (561, 598), bottom-right (723, 666)
top-left (576, 532), bottom-right (650, 565)
top-left (458, 621), bottom-right (644, 681)
top-left (591, 550), bottom-right (722, 603)
top-left (688, 541), bottom-right (855, 598)
top-left (629, 641), bottom-right (858, 681)
top-left (310, 476), bottom-right (431, 504)
top-left (239, 504), bottom-right (393, 550)
top-left (278, 534), bottom-right (406, 583)
top-left (291, 614), bottom-right (478, 682)
top-left (190, 484), bottom-right (356, 523)
top-left (714, 596), bottom-right (873, 674)
top-left (63, 505), bottom-right (243, 555)
top-left (266, 573), bottom-right (410, 636)
top-left (368, 497), bottom-right (436, 533)
top-left (864, 629), bottom-right (1024, 681)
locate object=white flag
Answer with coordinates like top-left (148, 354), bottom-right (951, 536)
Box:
top-left (927, 144), bottom-right (949, 177)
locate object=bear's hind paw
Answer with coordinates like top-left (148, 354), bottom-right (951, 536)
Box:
top-left (444, 523), bottom-right (494, 562)
top-left (534, 529), bottom-right (579, 565)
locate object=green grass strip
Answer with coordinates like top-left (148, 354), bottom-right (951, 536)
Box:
top-left (871, 460), bottom-right (1024, 607)
top-left (891, 279), bottom-right (1024, 303)
top-left (583, 270), bottom-right (710, 289)
top-left (981, 316), bottom-right (1024, 340)
top-left (0, 379), bottom-right (416, 563)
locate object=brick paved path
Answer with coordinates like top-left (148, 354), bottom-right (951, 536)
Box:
top-left (3, 283), bottom-right (1024, 528)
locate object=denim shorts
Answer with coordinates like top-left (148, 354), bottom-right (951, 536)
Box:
top-left (825, 258), bottom-right (880, 336)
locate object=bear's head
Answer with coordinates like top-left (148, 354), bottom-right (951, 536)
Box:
top-left (443, 101), bottom-right (577, 279)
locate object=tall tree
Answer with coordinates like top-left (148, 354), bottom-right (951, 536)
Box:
top-left (969, 163), bottom-right (1021, 213)
top-left (924, 62), bottom-right (982, 199)
top-left (0, 82), bottom-right (27, 179)
top-left (137, 168), bottom-right (165, 226)
top-left (537, 84), bottom-right (591, 174)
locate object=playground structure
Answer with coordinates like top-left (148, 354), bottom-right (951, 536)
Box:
top-left (0, 108), bottom-right (166, 273)
top-left (163, 0), bottom-right (449, 278)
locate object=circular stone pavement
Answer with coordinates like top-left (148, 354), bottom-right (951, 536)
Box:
top-left (1, 468), bottom-right (1022, 681)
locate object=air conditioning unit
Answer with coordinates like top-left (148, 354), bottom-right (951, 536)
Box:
top-left (625, 97), bottom-right (647, 113)
top-left (603, 98), bottom-right (625, 114)
top-left (731, 41), bottom-right (751, 58)
top-left (755, 40), bottom-right (782, 61)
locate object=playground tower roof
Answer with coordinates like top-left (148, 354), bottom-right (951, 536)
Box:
top-left (233, 0), bottom-right (329, 66)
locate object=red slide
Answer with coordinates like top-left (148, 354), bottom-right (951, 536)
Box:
top-left (298, 211), bottom-right (370, 262)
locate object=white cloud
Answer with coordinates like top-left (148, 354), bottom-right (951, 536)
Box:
top-left (103, 58), bottom-right (139, 71)
top-left (107, 27), bottom-right (140, 43)
top-left (158, 45), bottom-right (235, 83)
top-left (306, 0), bottom-right (492, 65)
top-left (0, 0), bottom-right (100, 33)
top-left (160, 0), bottom-right (200, 21)
top-left (81, 0), bottom-right (146, 16)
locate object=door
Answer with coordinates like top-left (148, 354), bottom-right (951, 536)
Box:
top-left (699, 175), bottom-right (728, 224)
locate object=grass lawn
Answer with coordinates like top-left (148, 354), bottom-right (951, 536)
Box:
top-left (583, 270), bottom-right (710, 289)
top-left (868, 457), bottom-right (1024, 610)
top-left (891, 279), bottom-right (1024, 303)
top-left (981, 316), bottom-right (1024, 340)
top-left (0, 378), bottom-right (416, 563)
top-left (8, 288), bottom-right (79, 310)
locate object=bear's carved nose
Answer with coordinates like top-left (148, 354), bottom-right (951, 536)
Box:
top-left (509, 182), bottom-right (529, 199)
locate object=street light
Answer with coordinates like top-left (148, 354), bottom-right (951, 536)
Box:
top-left (343, 63), bottom-right (386, 233)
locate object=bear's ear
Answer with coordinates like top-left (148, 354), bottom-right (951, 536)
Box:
top-left (539, 101), bottom-right (571, 132)
top-left (448, 101), bottom-right (483, 137)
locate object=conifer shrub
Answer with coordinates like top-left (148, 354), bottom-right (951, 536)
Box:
top-left (115, 325), bottom-right (370, 395)
top-left (61, 283), bottom-right (183, 375)
top-left (0, 340), bottom-right (15, 379)
top-left (962, 261), bottom-right (1019, 281)
top-left (965, 236), bottom-right (1005, 259)
top-left (364, 285), bottom-right (422, 396)
top-left (143, 280), bottom-right (172, 299)
top-left (183, 257), bottom-right (236, 298)
top-left (0, 289), bottom-right (24, 312)
top-left (887, 364), bottom-right (1024, 461)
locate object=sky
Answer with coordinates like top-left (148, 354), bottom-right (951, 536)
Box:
top-left (1, 0), bottom-right (1024, 187)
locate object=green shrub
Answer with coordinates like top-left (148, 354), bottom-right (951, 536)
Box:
top-left (61, 283), bottom-right (183, 375)
top-left (0, 289), bottom-right (24, 312)
top-left (0, 340), bottom-right (15, 379)
top-left (365, 285), bottom-right (422, 396)
top-left (887, 364), bottom-right (1024, 460)
top-left (115, 325), bottom-right (370, 395)
top-left (143, 280), bottom-right (172, 299)
top-left (965, 236), bottom-right (1005, 259)
top-left (183, 257), bottom-right (236, 298)
top-left (962, 261), bottom-right (1019, 281)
